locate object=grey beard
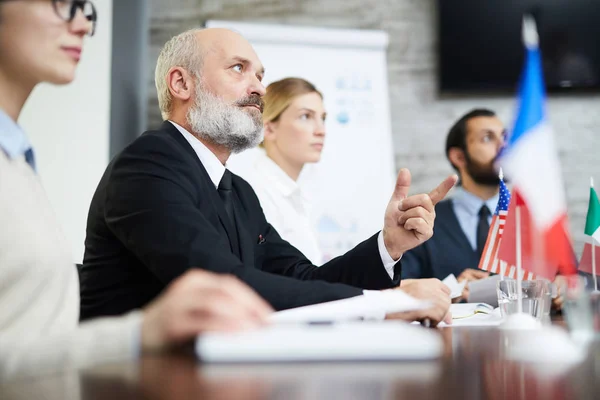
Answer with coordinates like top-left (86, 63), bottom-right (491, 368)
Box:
top-left (186, 88), bottom-right (263, 154)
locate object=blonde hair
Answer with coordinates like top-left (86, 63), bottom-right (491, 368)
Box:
top-left (154, 28), bottom-right (204, 120)
top-left (263, 78), bottom-right (322, 123)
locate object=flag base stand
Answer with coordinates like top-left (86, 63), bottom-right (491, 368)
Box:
top-left (499, 312), bottom-right (542, 330)
top-left (502, 325), bottom-right (585, 363)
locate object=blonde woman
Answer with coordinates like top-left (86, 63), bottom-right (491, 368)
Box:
top-left (239, 78), bottom-right (326, 263)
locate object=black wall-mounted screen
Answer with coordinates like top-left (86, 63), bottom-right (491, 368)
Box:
top-left (438, 0), bottom-right (600, 92)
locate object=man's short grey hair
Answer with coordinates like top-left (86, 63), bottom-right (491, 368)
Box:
top-left (155, 28), bottom-right (204, 120)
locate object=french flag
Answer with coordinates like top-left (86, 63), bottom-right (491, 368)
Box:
top-left (497, 16), bottom-right (576, 279)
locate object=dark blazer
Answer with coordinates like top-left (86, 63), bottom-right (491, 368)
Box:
top-left (400, 199), bottom-right (479, 280)
top-left (80, 122), bottom-right (400, 320)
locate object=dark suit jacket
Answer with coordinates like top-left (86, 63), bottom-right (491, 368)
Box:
top-left (80, 122), bottom-right (400, 320)
top-left (400, 199), bottom-right (479, 280)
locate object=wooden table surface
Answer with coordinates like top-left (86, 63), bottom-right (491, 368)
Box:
top-left (1, 321), bottom-right (599, 400)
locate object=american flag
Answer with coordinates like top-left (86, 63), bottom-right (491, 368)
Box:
top-left (478, 177), bottom-right (511, 275)
top-left (479, 178), bottom-right (537, 280)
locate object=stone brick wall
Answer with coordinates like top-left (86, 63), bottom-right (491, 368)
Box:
top-left (148, 0), bottom-right (600, 255)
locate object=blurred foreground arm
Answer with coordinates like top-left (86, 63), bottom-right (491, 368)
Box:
top-left (0, 270), bottom-right (272, 381)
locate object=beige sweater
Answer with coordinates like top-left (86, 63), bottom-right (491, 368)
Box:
top-left (0, 152), bottom-right (141, 381)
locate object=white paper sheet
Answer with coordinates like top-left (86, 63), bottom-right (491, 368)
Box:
top-left (467, 275), bottom-right (502, 307)
top-left (270, 290), bottom-right (429, 324)
top-left (442, 274), bottom-right (467, 299)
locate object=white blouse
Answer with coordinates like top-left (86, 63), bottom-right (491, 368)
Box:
top-left (236, 151), bottom-right (324, 264)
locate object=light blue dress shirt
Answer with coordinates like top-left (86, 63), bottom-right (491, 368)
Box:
top-left (0, 109), bottom-right (31, 160)
top-left (451, 186), bottom-right (499, 251)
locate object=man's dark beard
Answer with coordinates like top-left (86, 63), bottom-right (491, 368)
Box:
top-left (464, 151), bottom-right (501, 186)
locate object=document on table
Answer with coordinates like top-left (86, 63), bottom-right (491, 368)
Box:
top-left (196, 321), bottom-right (444, 362)
top-left (437, 303), bottom-right (503, 327)
top-left (197, 292), bottom-right (441, 363)
top-left (270, 289), bottom-right (429, 324)
top-left (467, 275), bottom-right (502, 307)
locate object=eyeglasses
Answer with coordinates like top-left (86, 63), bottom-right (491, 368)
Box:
top-left (52, 0), bottom-right (97, 36)
top-left (0, 1), bottom-right (97, 36)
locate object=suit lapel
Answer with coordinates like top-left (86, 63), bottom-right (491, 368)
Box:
top-left (162, 122), bottom-right (241, 258)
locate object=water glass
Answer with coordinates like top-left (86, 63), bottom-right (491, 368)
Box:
top-left (496, 279), bottom-right (550, 320)
top-left (562, 275), bottom-right (600, 344)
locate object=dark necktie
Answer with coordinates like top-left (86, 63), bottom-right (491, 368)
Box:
top-left (476, 205), bottom-right (491, 258)
top-left (218, 170), bottom-right (235, 223)
top-left (217, 170), bottom-right (240, 255)
top-left (24, 148), bottom-right (36, 172)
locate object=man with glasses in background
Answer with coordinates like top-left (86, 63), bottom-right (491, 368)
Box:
top-left (400, 109), bottom-right (507, 299)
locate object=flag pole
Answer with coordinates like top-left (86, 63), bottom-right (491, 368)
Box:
top-left (593, 236), bottom-right (597, 292)
top-left (516, 205), bottom-right (524, 314)
top-left (514, 14), bottom-right (528, 314)
top-left (499, 168), bottom-right (505, 281)
top-left (592, 177), bottom-right (598, 292)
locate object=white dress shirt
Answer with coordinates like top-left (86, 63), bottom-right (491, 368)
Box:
top-left (170, 121), bottom-right (398, 282)
top-left (451, 187), bottom-right (499, 251)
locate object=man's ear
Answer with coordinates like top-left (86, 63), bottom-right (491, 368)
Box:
top-left (166, 67), bottom-right (194, 103)
top-left (448, 147), bottom-right (467, 170)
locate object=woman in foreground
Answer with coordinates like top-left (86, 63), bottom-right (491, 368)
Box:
top-left (0, 0), bottom-right (271, 380)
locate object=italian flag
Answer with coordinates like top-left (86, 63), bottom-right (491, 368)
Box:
top-left (579, 178), bottom-right (600, 287)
